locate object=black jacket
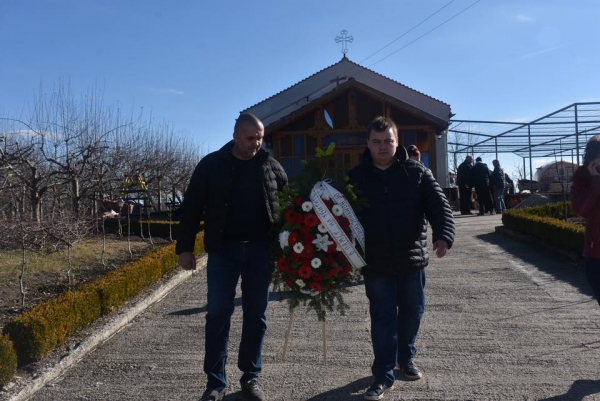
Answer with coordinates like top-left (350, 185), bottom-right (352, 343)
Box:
top-left (175, 141), bottom-right (288, 254)
top-left (347, 147), bottom-right (455, 278)
top-left (490, 166), bottom-right (505, 188)
top-left (457, 160), bottom-right (472, 187)
top-left (471, 162), bottom-right (491, 188)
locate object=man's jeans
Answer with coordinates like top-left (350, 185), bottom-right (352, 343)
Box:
top-left (364, 269), bottom-right (426, 386)
top-left (493, 188), bottom-right (506, 213)
top-left (585, 257), bottom-right (600, 306)
top-left (204, 240), bottom-right (271, 391)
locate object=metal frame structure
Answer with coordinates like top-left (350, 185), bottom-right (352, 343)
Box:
top-left (448, 102), bottom-right (600, 186)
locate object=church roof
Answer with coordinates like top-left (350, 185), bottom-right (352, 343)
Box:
top-left (242, 56), bottom-right (451, 128)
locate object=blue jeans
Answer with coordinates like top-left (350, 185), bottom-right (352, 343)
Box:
top-left (364, 269), bottom-right (426, 386)
top-left (204, 240), bottom-right (271, 391)
top-left (585, 258), bottom-right (600, 306)
top-left (493, 188), bottom-right (506, 213)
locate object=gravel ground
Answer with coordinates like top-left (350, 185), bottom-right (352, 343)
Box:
top-left (5, 213), bottom-right (600, 401)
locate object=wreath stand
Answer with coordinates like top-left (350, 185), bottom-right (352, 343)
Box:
top-left (281, 309), bottom-right (328, 363)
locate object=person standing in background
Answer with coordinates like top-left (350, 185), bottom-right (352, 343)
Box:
top-left (457, 155), bottom-right (474, 215)
top-left (471, 157), bottom-right (494, 215)
top-left (490, 160), bottom-right (506, 213)
top-left (571, 135), bottom-right (600, 306)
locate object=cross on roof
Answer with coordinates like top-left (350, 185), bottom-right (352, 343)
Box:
top-left (335, 30), bottom-right (353, 56)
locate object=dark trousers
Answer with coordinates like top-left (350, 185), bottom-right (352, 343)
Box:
top-left (364, 269), bottom-right (426, 386)
top-left (584, 257), bottom-right (600, 306)
top-left (475, 185), bottom-right (493, 213)
top-left (459, 186), bottom-right (472, 214)
top-left (204, 240), bottom-right (271, 391)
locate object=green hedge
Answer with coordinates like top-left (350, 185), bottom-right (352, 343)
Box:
top-left (502, 202), bottom-right (584, 254)
top-left (2, 234), bottom-right (204, 368)
top-left (0, 334), bottom-right (17, 388)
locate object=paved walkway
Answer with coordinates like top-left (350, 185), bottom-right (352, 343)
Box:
top-left (13, 214), bottom-right (600, 400)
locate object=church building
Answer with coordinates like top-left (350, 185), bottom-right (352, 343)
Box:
top-left (243, 56), bottom-right (452, 186)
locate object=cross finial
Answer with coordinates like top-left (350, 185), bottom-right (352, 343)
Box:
top-left (335, 30), bottom-right (353, 56)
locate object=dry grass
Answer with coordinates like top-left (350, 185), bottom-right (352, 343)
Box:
top-left (0, 233), bottom-right (170, 328)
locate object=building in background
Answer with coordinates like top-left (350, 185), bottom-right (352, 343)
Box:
top-left (243, 56), bottom-right (452, 186)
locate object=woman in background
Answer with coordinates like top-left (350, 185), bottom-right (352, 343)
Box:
top-left (571, 135), bottom-right (600, 306)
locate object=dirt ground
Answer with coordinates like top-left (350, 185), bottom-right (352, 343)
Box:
top-left (0, 234), bottom-right (170, 330)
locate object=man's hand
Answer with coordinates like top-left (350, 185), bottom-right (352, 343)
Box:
top-left (178, 252), bottom-right (197, 271)
top-left (432, 240), bottom-right (449, 258)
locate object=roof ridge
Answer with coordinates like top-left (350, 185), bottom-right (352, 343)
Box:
top-left (242, 57), bottom-right (449, 113)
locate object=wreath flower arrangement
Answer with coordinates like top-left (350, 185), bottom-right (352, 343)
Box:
top-left (272, 143), bottom-right (366, 321)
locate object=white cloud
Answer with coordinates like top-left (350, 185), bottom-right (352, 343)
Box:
top-left (148, 88), bottom-right (185, 96)
top-left (516, 14), bottom-right (532, 22)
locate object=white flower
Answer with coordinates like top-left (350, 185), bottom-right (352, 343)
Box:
top-left (317, 223), bottom-right (328, 233)
top-left (295, 279), bottom-right (305, 287)
top-left (312, 233), bottom-right (334, 252)
top-left (301, 201), bottom-right (313, 212)
top-left (331, 204), bottom-right (343, 217)
top-left (293, 242), bottom-right (304, 254)
top-left (279, 231), bottom-right (290, 250)
top-left (311, 258), bottom-right (322, 268)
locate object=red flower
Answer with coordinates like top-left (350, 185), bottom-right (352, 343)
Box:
top-left (295, 196), bottom-right (305, 207)
top-left (288, 232), bottom-right (300, 246)
top-left (294, 213), bottom-right (304, 225)
top-left (309, 282), bottom-right (323, 292)
top-left (342, 264), bottom-right (352, 276)
top-left (313, 273), bottom-right (324, 282)
top-left (301, 243), bottom-right (314, 259)
top-left (300, 226), bottom-right (311, 236)
top-left (322, 199), bottom-right (332, 208)
top-left (288, 268), bottom-right (297, 276)
top-left (303, 213), bottom-right (319, 228)
top-left (328, 267), bottom-right (342, 278)
top-left (285, 209), bottom-right (296, 223)
top-left (286, 279), bottom-right (296, 288)
top-left (298, 265), bottom-right (312, 279)
top-left (277, 257), bottom-right (289, 270)
top-left (336, 252), bottom-right (346, 263)
top-left (325, 256), bottom-right (335, 265)
top-left (327, 242), bottom-right (337, 253)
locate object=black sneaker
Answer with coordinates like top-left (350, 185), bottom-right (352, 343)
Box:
top-left (200, 387), bottom-right (226, 401)
top-left (364, 381), bottom-right (394, 400)
top-left (240, 379), bottom-right (266, 401)
top-left (401, 361), bottom-right (423, 380)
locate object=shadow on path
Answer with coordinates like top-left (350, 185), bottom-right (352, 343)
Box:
top-left (305, 376), bottom-right (372, 401)
top-left (169, 281), bottom-right (365, 316)
top-left (476, 231), bottom-right (593, 298)
top-left (538, 379), bottom-right (600, 401)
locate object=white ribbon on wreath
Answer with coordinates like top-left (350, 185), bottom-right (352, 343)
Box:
top-left (309, 181), bottom-right (366, 270)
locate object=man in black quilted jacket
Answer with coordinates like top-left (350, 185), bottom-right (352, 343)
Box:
top-left (176, 113), bottom-right (287, 401)
top-left (347, 116), bottom-right (455, 401)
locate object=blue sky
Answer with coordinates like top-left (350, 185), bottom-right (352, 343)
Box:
top-left (1, 0), bottom-right (599, 180)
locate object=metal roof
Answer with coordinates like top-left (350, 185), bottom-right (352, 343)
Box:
top-left (243, 56), bottom-right (452, 128)
top-left (448, 102), bottom-right (600, 161)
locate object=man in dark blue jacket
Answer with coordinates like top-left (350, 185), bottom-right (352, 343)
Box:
top-left (177, 113), bottom-right (287, 401)
top-left (348, 116), bottom-right (455, 401)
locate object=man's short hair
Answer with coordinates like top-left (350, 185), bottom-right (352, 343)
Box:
top-left (234, 113), bottom-right (263, 133)
top-left (475, 157), bottom-right (482, 162)
top-left (366, 116), bottom-right (398, 139)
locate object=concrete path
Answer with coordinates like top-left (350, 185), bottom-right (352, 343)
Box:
top-left (16, 214), bottom-right (600, 400)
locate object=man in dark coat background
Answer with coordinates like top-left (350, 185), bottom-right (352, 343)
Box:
top-left (456, 155), bottom-right (474, 215)
top-left (471, 157), bottom-right (494, 215)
